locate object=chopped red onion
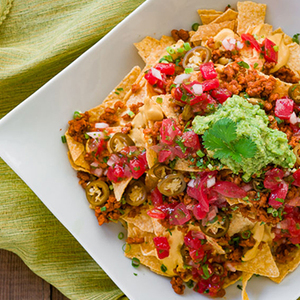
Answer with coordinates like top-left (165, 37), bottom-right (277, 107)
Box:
top-left (86, 132), bottom-right (104, 139)
top-left (206, 176), bottom-right (216, 188)
top-left (192, 84), bottom-right (203, 95)
top-left (173, 74), bottom-right (192, 85)
top-left (151, 67), bottom-right (162, 81)
top-left (290, 112), bottom-right (298, 124)
top-left (107, 154), bottom-right (120, 167)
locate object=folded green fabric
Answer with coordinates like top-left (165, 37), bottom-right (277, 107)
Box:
top-left (0, 0), bottom-right (144, 299)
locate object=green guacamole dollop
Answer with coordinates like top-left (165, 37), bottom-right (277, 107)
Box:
top-left (192, 95), bottom-right (296, 180)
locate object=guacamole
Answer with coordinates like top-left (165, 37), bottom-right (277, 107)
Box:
top-left (192, 96), bottom-right (296, 180)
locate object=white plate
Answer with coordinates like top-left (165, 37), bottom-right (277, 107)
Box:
top-left (1, 0), bottom-right (300, 299)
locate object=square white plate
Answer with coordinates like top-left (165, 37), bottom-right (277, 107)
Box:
top-left (1, 0), bottom-right (300, 299)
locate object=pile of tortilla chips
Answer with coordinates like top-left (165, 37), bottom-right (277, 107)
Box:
top-left (65, 1), bottom-right (300, 299)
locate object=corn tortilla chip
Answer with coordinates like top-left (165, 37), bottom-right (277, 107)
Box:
top-left (212, 9), bottom-right (238, 24)
top-left (287, 42), bottom-right (300, 77)
top-left (235, 242), bottom-right (279, 277)
top-left (112, 177), bottom-right (132, 202)
top-left (200, 14), bottom-right (221, 25)
top-left (270, 248), bottom-right (300, 283)
top-left (88, 66), bottom-right (141, 123)
top-left (122, 208), bottom-right (154, 233)
top-left (272, 28), bottom-right (293, 45)
top-left (237, 1), bottom-right (267, 35)
top-left (191, 20), bottom-right (235, 42)
top-left (242, 272), bottom-right (253, 300)
top-left (67, 152), bottom-right (89, 172)
top-left (174, 159), bottom-right (200, 172)
top-left (134, 36), bottom-right (160, 63)
top-left (151, 95), bottom-right (179, 122)
top-left (197, 9), bottom-right (223, 16)
top-left (228, 212), bottom-right (255, 237)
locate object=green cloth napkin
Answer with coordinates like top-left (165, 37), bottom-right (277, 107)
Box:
top-left (0, 0), bottom-right (144, 299)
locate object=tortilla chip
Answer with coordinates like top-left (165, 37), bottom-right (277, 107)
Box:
top-left (88, 66), bottom-right (141, 123)
top-left (112, 177), bottom-right (132, 202)
top-left (206, 237), bottom-right (226, 255)
top-left (223, 273), bottom-right (242, 289)
top-left (270, 248), bottom-right (300, 283)
top-left (272, 28), bottom-right (294, 45)
top-left (212, 9), bottom-right (238, 24)
top-left (237, 1), bottom-right (267, 35)
top-left (122, 209), bottom-right (154, 233)
top-left (273, 78), bottom-right (292, 98)
top-left (173, 159), bottom-right (200, 172)
top-left (151, 95), bottom-right (179, 122)
top-left (197, 9), bottom-right (223, 16)
top-left (124, 243), bottom-right (168, 276)
top-left (287, 43), bottom-right (300, 77)
top-left (235, 242), bottom-right (279, 277)
top-left (191, 20), bottom-right (235, 42)
top-left (65, 132), bottom-right (90, 171)
top-left (228, 212), bottom-right (255, 237)
top-left (226, 197), bottom-right (252, 207)
top-left (242, 272), bottom-right (253, 300)
top-left (67, 152), bottom-right (89, 172)
top-left (200, 14), bottom-right (221, 25)
top-left (145, 142), bottom-right (157, 169)
top-left (136, 35), bottom-right (176, 66)
top-left (134, 36), bottom-right (160, 63)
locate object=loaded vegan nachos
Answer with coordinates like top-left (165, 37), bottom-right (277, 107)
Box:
top-left (64, 1), bottom-right (300, 298)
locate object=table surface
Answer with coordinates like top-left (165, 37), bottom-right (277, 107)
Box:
top-left (0, 249), bottom-right (69, 300)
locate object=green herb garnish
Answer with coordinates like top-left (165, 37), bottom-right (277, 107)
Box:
top-left (202, 118), bottom-right (257, 163)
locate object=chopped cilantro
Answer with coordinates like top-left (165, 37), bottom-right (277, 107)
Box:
top-left (116, 87), bottom-right (124, 91)
top-left (253, 62), bottom-right (259, 69)
top-left (114, 91), bottom-right (120, 95)
top-left (237, 61), bottom-right (250, 69)
top-left (196, 149), bottom-right (205, 157)
top-left (73, 110), bottom-right (82, 119)
top-left (202, 118), bottom-right (257, 163)
top-left (132, 257), bottom-right (140, 268)
top-left (100, 206), bottom-right (107, 212)
top-left (237, 284), bottom-right (243, 290)
top-left (273, 45), bottom-right (279, 52)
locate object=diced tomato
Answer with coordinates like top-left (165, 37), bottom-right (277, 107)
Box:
top-left (275, 97), bottom-right (294, 120)
top-left (158, 149), bottom-right (172, 163)
top-left (182, 130), bottom-right (200, 150)
top-left (211, 88), bottom-right (232, 104)
top-left (147, 207), bottom-right (167, 219)
top-left (213, 181), bottom-right (247, 198)
top-left (153, 236), bottom-right (170, 250)
top-left (95, 139), bottom-right (106, 157)
top-left (160, 118), bottom-right (182, 145)
top-left (169, 203), bottom-right (191, 225)
top-left (193, 203), bottom-right (208, 220)
top-left (153, 236), bottom-right (170, 259)
top-left (293, 169), bottom-right (300, 187)
top-left (201, 78), bottom-right (220, 92)
top-left (129, 157), bottom-right (146, 179)
top-left (262, 38), bottom-right (278, 63)
top-left (199, 62), bottom-right (218, 80)
top-left (264, 168), bottom-right (284, 189)
top-left (184, 231), bottom-right (203, 250)
top-left (150, 187), bottom-right (164, 207)
top-left (268, 181), bottom-right (289, 208)
top-left (144, 69), bottom-right (158, 85)
top-left (190, 248), bottom-right (205, 262)
top-left (107, 164), bottom-right (125, 183)
top-left (241, 33), bottom-right (261, 52)
top-left (154, 63), bottom-right (175, 75)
